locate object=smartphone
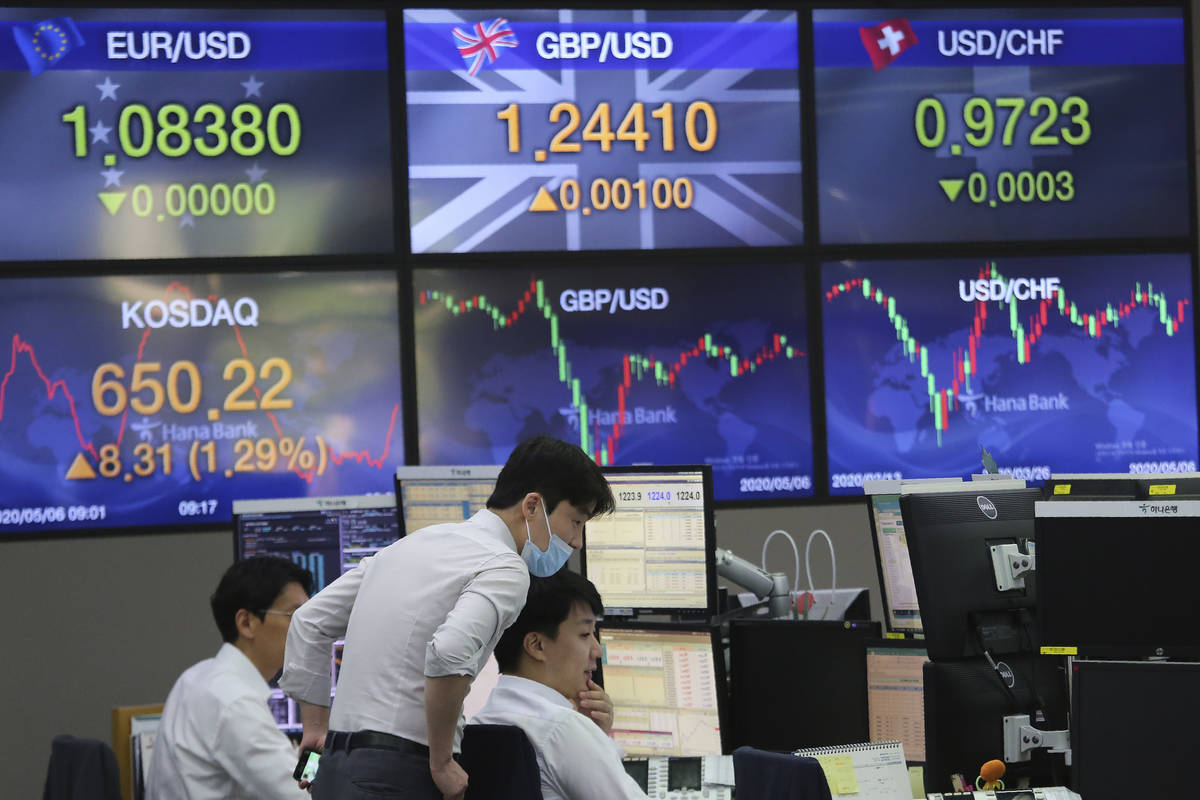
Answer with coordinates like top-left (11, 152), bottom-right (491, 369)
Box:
top-left (293, 747), bottom-right (321, 783)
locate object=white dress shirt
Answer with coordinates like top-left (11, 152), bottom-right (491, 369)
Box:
top-left (280, 509), bottom-right (529, 749)
top-left (472, 675), bottom-right (648, 800)
top-left (146, 643), bottom-right (306, 800)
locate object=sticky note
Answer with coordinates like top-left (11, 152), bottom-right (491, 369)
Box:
top-left (815, 754), bottom-right (859, 795)
top-left (1040, 645), bottom-right (1078, 655)
top-left (1149, 484), bottom-right (1176, 496)
top-left (1053, 484), bottom-right (1071, 495)
top-left (908, 766), bottom-right (925, 799)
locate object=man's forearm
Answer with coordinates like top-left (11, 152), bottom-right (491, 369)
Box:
top-left (424, 674), bottom-right (472, 763)
top-left (298, 700), bottom-right (331, 752)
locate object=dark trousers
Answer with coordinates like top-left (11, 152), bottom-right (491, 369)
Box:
top-left (313, 738), bottom-right (442, 800)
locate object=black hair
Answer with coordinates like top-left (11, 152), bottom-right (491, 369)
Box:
top-left (486, 435), bottom-right (615, 519)
top-left (493, 567), bottom-right (604, 674)
top-left (210, 556), bottom-right (313, 644)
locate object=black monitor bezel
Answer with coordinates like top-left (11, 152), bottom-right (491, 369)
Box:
top-left (595, 618), bottom-right (729, 757)
top-left (580, 464), bottom-right (718, 620)
top-left (901, 487), bottom-right (1042, 660)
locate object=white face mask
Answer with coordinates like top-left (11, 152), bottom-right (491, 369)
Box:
top-left (522, 500), bottom-right (573, 577)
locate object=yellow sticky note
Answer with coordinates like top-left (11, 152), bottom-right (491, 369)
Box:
top-left (885, 632), bottom-right (906, 640)
top-left (1040, 645), bottom-right (1078, 656)
top-left (908, 766), bottom-right (925, 799)
top-left (1149, 484), bottom-right (1176, 496)
top-left (815, 754), bottom-right (859, 795)
top-left (1053, 484), bottom-right (1071, 495)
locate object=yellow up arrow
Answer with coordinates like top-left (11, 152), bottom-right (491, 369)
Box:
top-left (529, 186), bottom-right (559, 212)
top-left (65, 452), bottom-right (97, 480)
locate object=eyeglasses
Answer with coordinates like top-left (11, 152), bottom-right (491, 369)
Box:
top-left (258, 609), bottom-right (296, 619)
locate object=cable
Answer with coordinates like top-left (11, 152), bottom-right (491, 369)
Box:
top-left (805, 529), bottom-right (837, 619)
top-left (761, 529), bottom-right (800, 592)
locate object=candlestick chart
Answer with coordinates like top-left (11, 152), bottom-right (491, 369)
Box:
top-left (822, 254), bottom-right (1198, 494)
top-left (414, 263), bottom-right (814, 500)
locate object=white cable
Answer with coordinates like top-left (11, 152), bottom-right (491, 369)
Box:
top-left (805, 529), bottom-right (837, 619)
top-left (761, 529), bottom-right (800, 593)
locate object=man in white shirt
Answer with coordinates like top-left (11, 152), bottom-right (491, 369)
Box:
top-left (147, 556), bottom-right (312, 800)
top-left (281, 436), bottom-right (614, 800)
top-left (472, 568), bottom-right (647, 800)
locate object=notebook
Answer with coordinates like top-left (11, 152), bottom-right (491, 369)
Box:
top-left (793, 741), bottom-right (913, 800)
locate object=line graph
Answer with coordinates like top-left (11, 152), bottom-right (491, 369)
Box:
top-left (825, 261), bottom-right (1189, 446)
top-left (418, 276), bottom-right (806, 466)
top-left (0, 272), bottom-right (404, 532)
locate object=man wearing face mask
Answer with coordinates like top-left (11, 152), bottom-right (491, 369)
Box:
top-left (280, 436), bottom-right (614, 800)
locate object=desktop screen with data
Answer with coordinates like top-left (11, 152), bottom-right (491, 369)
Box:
top-left (233, 495), bottom-right (399, 591)
top-left (867, 644), bottom-right (928, 762)
top-left (599, 625), bottom-right (723, 757)
top-left (869, 495), bottom-right (922, 633)
top-left (394, 466), bottom-right (501, 536)
top-left (583, 469), bottom-right (713, 614)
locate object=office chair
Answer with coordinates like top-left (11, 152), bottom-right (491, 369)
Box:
top-left (460, 723), bottom-right (544, 800)
top-left (42, 734), bottom-right (122, 800)
top-left (733, 746), bottom-right (833, 800)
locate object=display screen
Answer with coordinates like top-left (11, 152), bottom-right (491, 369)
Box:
top-left (0, 8), bottom-right (393, 260)
top-left (404, 8), bottom-right (802, 252)
top-left (414, 263), bottom-right (813, 501)
top-left (822, 254), bottom-right (1198, 494)
top-left (813, 7), bottom-right (1188, 244)
top-left (0, 271), bottom-right (404, 533)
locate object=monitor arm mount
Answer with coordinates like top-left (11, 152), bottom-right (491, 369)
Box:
top-left (714, 547), bottom-right (791, 619)
top-left (990, 541), bottom-right (1035, 592)
top-left (1003, 714), bottom-right (1071, 766)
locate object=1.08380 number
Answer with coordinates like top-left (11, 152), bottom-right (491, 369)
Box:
top-left (62, 102), bottom-right (300, 159)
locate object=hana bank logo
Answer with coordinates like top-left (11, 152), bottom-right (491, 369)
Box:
top-left (859, 18), bottom-right (917, 71)
top-left (453, 18), bottom-right (518, 76)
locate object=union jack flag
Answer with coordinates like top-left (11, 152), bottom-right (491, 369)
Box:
top-left (452, 18), bottom-right (518, 76)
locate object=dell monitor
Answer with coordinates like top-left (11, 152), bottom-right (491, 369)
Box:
top-left (1035, 500), bottom-right (1200, 659)
top-left (597, 621), bottom-right (726, 757)
top-left (867, 480), bottom-right (1025, 639)
top-left (866, 641), bottom-right (929, 764)
top-left (923, 654), bottom-right (1069, 794)
top-left (902, 487), bottom-right (1041, 660)
top-left (393, 465), bottom-right (502, 537)
top-left (233, 494), bottom-right (400, 592)
top-left (1135, 473), bottom-right (1200, 500)
top-left (728, 619), bottom-right (880, 752)
top-left (581, 465), bottom-right (717, 618)
top-left (1072, 659), bottom-right (1198, 800)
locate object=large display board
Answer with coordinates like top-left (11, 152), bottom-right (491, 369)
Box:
top-left (414, 263), bottom-right (814, 501)
top-left (404, 8), bottom-right (803, 252)
top-left (822, 254), bottom-right (1198, 494)
top-left (0, 8), bottom-right (394, 260)
top-left (0, 271), bottom-right (404, 533)
top-left (814, 7), bottom-right (1188, 244)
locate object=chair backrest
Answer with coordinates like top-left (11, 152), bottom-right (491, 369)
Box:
top-left (43, 735), bottom-right (122, 800)
top-left (732, 746), bottom-right (833, 800)
top-left (460, 723), bottom-right (544, 800)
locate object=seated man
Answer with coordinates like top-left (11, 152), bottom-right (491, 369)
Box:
top-left (472, 568), bottom-right (647, 800)
top-left (148, 556), bottom-right (312, 800)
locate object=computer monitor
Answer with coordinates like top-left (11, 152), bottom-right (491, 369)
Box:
top-left (1072, 659), bottom-right (1198, 800)
top-left (393, 465), bottom-right (502, 537)
top-left (1035, 500), bottom-right (1200, 659)
top-left (1041, 473), bottom-right (1139, 500)
top-left (727, 619), bottom-right (880, 752)
top-left (581, 465), bottom-right (717, 618)
top-left (866, 641), bottom-right (929, 763)
top-left (233, 494), bottom-right (400, 592)
top-left (867, 480), bottom-right (1026, 638)
top-left (596, 621), bottom-right (727, 757)
top-left (923, 654), bottom-right (1069, 794)
top-left (902, 487), bottom-right (1041, 660)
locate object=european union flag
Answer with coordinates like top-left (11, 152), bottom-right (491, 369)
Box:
top-left (12, 17), bottom-right (84, 76)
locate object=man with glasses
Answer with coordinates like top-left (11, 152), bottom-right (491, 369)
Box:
top-left (147, 556), bottom-right (313, 800)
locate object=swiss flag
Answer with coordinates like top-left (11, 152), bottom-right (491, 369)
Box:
top-left (859, 18), bottom-right (918, 70)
